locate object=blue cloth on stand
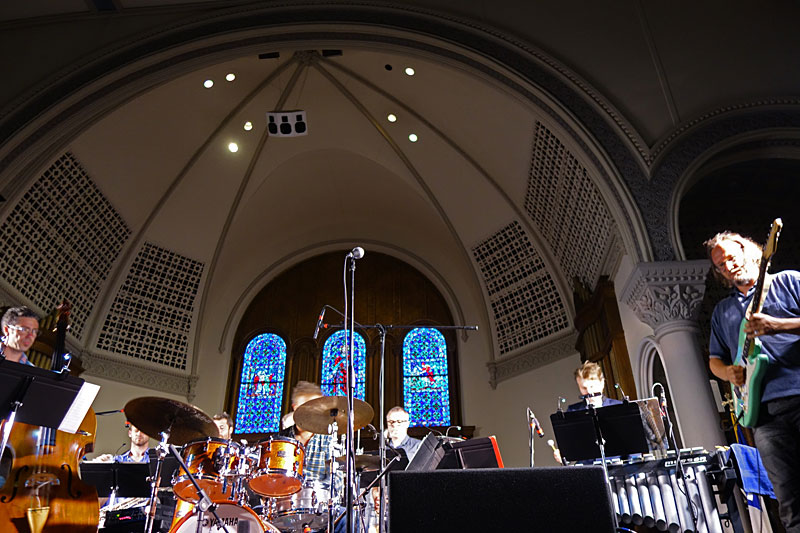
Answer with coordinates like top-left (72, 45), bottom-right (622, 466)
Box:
top-left (728, 443), bottom-right (775, 498)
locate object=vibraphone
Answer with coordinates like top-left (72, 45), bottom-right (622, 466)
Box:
top-left (605, 450), bottom-right (724, 533)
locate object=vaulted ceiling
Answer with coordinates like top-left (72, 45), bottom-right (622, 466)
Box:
top-left (1, 1), bottom-right (799, 396)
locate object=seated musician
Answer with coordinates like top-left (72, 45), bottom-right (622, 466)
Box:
top-left (212, 412), bottom-right (233, 440)
top-left (279, 381), bottom-right (342, 491)
top-left (95, 423), bottom-right (151, 463)
top-left (0, 306), bottom-right (40, 365)
top-left (1, 306), bottom-right (40, 486)
top-left (566, 361), bottom-right (623, 411)
top-left (385, 407), bottom-right (422, 461)
top-left (552, 361), bottom-right (622, 463)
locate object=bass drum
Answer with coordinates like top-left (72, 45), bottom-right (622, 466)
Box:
top-left (170, 502), bottom-right (279, 533)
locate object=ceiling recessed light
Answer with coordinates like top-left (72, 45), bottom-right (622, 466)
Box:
top-left (387, 114), bottom-right (397, 123)
top-left (408, 133), bottom-right (418, 142)
top-left (225, 73), bottom-right (236, 82)
top-left (203, 79), bottom-right (214, 88)
top-left (243, 121), bottom-right (253, 131)
top-left (228, 142), bottom-right (239, 153)
top-left (404, 67), bottom-right (415, 76)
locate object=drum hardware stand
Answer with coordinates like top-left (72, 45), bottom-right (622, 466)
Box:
top-left (166, 442), bottom-right (232, 533)
top-left (327, 419), bottom-right (339, 533)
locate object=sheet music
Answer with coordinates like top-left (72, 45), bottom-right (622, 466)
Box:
top-left (59, 381), bottom-right (100, 433)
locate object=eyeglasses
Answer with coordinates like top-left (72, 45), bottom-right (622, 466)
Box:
top-left (8, 324), bottom-right (39, 337)
top-left (386, 419), bottom-right (408, 426)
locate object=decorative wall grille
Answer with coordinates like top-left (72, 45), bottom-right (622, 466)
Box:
top-left (97, 242), bottom-right (204, 370)
top-left (524, 121), bottom-right (616, 288)
top-left (0, 152), bottom-right (130, 338)
top-left (472, 221), bottom-right (569, 354)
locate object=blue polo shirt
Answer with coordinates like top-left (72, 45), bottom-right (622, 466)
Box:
top-left (709, 270), bottom-right (800, 403)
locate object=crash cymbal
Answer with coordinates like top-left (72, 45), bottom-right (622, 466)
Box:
top-left (336, 454), bottom-right (381, 471)
top-left (124, 397), bottom-right (219, 446)
top-left (293, 396), bottom-right (374, 435)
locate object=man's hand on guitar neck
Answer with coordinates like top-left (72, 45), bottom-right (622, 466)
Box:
top-left (744, 312), bottom-right (800, 339)
top-left (709, 358), bottom-right (746, 386)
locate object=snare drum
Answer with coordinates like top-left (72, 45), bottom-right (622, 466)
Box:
top-left (173, 438), bottom-right (243, 502)
top-left (247, 437), bottom-right (305, 497)
top-left (169, 502), bottom-right (279, 533)
top-left (268, 480), bottom-right (331, 533)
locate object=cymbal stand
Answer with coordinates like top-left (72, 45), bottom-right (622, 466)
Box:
top-left (167, 442), bottom-right (231, 533)
top-left (143, 431), bottom-right (169, 533)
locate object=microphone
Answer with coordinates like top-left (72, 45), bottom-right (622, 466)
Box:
top-left (614, 383), bottom-right (629, 401)
top-left (445, 425), bottom-right (462, 438)
top-left (348, 247), bottom-right (365, 259)
top-left (653, 383), bottom-right (668, 417)
top-left (96, 408), bottom-right (125, 416)
top-left (579, 392), bottom-right (602, 400)
top-left (313, 307), bottom-right (326, 340)
top-left (526, 407), bottom-right (544, 438)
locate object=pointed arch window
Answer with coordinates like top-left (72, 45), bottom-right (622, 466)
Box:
top-left (321, 330), bottom-right (367, 400)
top-left (234, 333), bottom-right (287, 433)
top-left (403, 327), bottom-right (451, 426)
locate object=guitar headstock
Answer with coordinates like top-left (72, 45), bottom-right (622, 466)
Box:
top-left (763, 218), bottom-right (783, 261)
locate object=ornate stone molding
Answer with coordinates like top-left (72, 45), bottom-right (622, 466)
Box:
top-left (621, 260), bottom-right (709, 331)
top-left (487, 330), bottom-right (579, 389)
top-left (81, 350), bottom-right (193, 398)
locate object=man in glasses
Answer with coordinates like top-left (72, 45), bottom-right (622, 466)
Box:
top-left (705, 231), bottom-right (800, 532)
top-left (385, 406), bottom-right (421, 461)
top-left (1, 306), bottom-right (40, 366)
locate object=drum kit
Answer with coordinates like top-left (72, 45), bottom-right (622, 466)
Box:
top-left (121, 395), bottom-right (378, 533)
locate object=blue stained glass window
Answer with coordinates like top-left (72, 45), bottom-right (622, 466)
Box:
top-left (403, 328), bottom-right (450, 426)
top-left (321, 330), bottom-right (366, 400)
top-left (235, 333), bottom-right (287, 433)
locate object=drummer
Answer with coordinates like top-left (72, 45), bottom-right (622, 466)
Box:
top-left (279, 381), bottom-right (343, 493)
top-left (212, 412), bottom-right (233, 440)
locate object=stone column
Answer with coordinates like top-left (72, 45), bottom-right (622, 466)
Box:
top-left (622, 260), bottom-right (725, 450)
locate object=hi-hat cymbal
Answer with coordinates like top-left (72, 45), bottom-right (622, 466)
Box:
top-left (335, 454), bottom-right (381, 471)
top-left (293, 396), bottom-right (374, 435)
top-left (124, 397), bottom-right (219, 446)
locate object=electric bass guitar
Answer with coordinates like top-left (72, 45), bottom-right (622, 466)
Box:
top-left (731, 218), bottom-right (782, 427)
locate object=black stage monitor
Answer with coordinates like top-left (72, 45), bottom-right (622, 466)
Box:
top-left (389, 467), bottom-right (616, 532)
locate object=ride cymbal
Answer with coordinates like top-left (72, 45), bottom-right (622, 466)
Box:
top-left (124, 397), bottom-right (219, 445)
top-left (293, 396), bottom-right (374, 435)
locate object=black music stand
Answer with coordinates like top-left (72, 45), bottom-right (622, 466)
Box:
top-left (0, 361), bottom-right (85, 428)
top-left (81, 463), bottom-right (152, 498)
top-left (550, 402), bottom-right (650, 462)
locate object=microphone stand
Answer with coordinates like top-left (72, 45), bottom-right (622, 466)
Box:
top-left (586, 404), bottom-right (619, 532)
top-left (320, 302), bottom-right (477, 533)
top-left (527, 409), bottom-right (535, 467)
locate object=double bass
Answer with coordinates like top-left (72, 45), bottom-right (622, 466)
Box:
top-left (0, 302), bottom-right (99, 532)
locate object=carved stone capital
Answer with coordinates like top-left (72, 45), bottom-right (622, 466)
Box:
top-left (621, 260), bottom-right (709, 332)
top-left (487, 330), bottom-right (579, 388)
top-left (81, 350), bottom-right (192, 398)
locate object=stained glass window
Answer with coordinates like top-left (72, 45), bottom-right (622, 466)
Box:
top-left (403, 328), bottom-right (450, 426)
top-left (321, 330), bottom-right (366, 400)
top-left (234, 333), bottom-right (287, 433)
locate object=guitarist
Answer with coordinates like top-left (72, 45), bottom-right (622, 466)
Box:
top-left (705, 231), bottom-right (800, 532)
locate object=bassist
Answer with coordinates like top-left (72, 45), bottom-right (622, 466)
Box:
top-left (705, 230), bottom-right (800, 533)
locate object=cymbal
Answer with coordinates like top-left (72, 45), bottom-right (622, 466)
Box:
top-left (336, 454), bottom-right (381, 471)
top-left (293, 396), bottom-right (374, 435)
top-left (124, 397), bottom-right (219, 446)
